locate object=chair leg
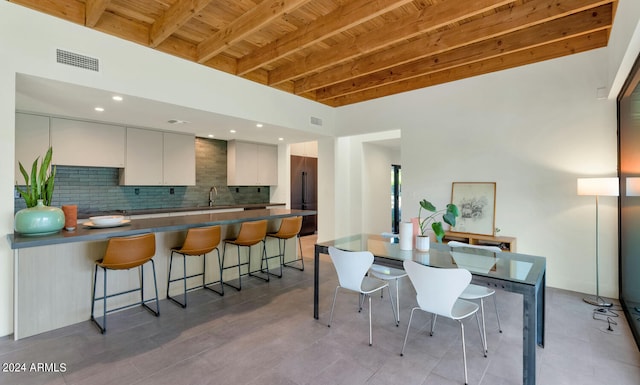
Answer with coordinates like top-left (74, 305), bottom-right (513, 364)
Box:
top-left (368, 294), bottom-right (372, 346)
top-left (140, 261), bottom-right (160, 316)
top-left (479, 298), bottom-right (488, 355)
top-left (204, 248), bottom-right (224, 296)
top-left (90, 264), bottom-right (106, 334)
top-left (459, 320), bottom-right (469, 385)
top-left (222, 242), bottom-right (241, 291)
top-left (386, 286), bottom-right (398, 327)
top-left (249, 241), bottom-right (270, 281)
top-left (395, 278), bottom-right (400, 324)
top-left (328, 286), bottom-right (340, 327)
top-left (166, 251), bottom-right (188, 308)
top-left (261, 238), bottom-right (281, 278)
top-left (400, 307), bottom-right (418, 356)
top-left (493, 293), bottom-right (503, 333)
top-left (430, 314), bottom-right (438, 336)
top-left (476, 311), bottom-right (487, 357)
top-left (282, 235), bottom-right (304, 271)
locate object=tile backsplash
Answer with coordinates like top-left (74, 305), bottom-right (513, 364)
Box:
top-left (14, 138), bottom-right (270, 214)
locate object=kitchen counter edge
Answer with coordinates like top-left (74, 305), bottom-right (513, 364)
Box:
top-left (7, 208), bottom-right (315, 250)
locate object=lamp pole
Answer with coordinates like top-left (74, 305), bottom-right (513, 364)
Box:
top-left (583, 194), bottom-right (612, 307)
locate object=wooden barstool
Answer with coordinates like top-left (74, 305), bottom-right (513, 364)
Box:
top-left (90, 233), bottom-right (159, 334)
top-left (222, 220), bottom-right (269, 291)
top-left (266, 216), bottom-right (304, 277)
top-left (167, 225), bottom-right (223, 308)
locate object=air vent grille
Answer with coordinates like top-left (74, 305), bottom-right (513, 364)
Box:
top-left (56, 49), bottom-right (99, 72)
top-left (310, 116), bottom-right (323, 126)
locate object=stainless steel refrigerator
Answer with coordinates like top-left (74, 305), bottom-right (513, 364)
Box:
top-left (290, 155), bottom-right (317, 235)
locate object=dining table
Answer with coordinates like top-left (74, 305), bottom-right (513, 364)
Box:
top-left (314, 234), bottom-right (546, 385)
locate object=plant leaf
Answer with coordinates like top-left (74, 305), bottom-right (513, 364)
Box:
top-left (419, 199), bottom-right (436, 212)
top-left (432, 222), bottom-right (444, 242)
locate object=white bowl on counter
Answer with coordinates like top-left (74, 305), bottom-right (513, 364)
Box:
top-left (89, 215), bottom-right (124, 227)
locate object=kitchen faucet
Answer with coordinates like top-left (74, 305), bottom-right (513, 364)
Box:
top-left (209, 186), bottom-right (217, 206)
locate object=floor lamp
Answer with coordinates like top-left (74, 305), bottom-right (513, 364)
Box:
top-left (577, 177), bottom-right (619, 307)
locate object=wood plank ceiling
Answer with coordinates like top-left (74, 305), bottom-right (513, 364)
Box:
top-left (9, 0), bottom-right (618, 107)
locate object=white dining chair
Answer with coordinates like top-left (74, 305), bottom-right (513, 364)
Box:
top-left (369, 263), bottom-right (407, 324)
top-left (327, 246), bottom-right (397, 346)
top-left (400, 260), bottom-right (484, 385)
top-left (448, 241), bottom-right (503, 355)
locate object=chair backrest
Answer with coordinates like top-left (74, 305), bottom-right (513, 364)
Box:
top-left (328, 246), bottom-right (374, 292)
top-left (403, 260), bottom-right (471, 318)
top-left (234, 220), bottom-right (268, 246)
top-left (448, 240), bottom-right (502, 253)
top-left (101, 233), bottom-right (156, 270)
top-left (273, 216), bottom-right (303, 239)
top-left (178, 226), bottom-right (221, 255)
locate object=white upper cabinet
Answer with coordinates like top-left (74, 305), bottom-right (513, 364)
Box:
top-left (121, 127), bottom-right (163, 185)
top-left (120, 127), bottom-right (195, 186)
top-left (227, 140), bottom-right (278, 186)
top-left (163, 132), bottom-right (196, 185)
top-left (50, 118), bottom-right (125, 167)
top-left (15, 113), bottom-right (50, 184)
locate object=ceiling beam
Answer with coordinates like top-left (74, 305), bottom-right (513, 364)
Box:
top-left (85, 0), bottom-right (110, 27)
top-left (196, 0), bottom-right (311, 64)
top-left (236, 0), bottom-right (416, 76)
top-left (315, 5), bottom-right (613, 100)
top-left (295, 0), bottom-right (614, 95)
top-left (267, 0), bottom-right (514, 86)
top-left (324, 30), bottom-right (609, 107)
top-left (149, 0), bottom-right (214, 48)
top-left (8, 0), bottom-right (84, 24)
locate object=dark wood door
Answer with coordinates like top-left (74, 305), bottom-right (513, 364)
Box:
top-left (291, 155), bottom-right (317, 235)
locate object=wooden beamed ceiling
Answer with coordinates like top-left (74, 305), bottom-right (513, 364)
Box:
top-left (9, 0), bottom-right (617, 107)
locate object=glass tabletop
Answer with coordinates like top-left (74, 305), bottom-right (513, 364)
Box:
top-left (317, 234), bottom-right (546, 286)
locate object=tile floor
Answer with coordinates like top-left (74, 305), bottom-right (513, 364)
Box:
top-left (0, 235), bottom-right (639, 385)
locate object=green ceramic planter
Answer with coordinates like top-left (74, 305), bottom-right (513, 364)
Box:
top-left (14, 200), bottom-right (65, 236)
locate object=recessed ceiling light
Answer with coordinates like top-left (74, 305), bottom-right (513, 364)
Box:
top-left (208, 134), bottom-right (214, 138)
top-left (278, 137), bottom-right (284, 141)
top-left (112, 96), bottom-right (123, 101)
top-left (94, 107), bottom-right (104, 112)
top-left (230, 129), bottom-right (236, 133)
top-left (256, 123), bottom-right (263, 128)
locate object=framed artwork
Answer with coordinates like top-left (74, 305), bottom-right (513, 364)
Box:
top-left (450, 182), bottom-right (496, 236)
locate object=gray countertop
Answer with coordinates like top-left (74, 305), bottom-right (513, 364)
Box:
top-left (77, 202), bottom-right (286, 219)
top-left (8, 208), bottom-right (314, 250)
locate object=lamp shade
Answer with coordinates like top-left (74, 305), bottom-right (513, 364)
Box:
top-left (577, 177), bottom-right (619, 196)
top-left (626, 177), bottom-right (640, 196)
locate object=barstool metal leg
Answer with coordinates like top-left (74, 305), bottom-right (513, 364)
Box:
top-left (204, 248), bottom-right (224, 296)
top-left (282, 235), bottom-right (304, 271)
top-left (250, 240), bottom-right (270, 281)
top-left (222, 242), bottom-right (242, 291)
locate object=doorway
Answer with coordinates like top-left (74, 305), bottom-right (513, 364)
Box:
top-left (391, 164), bottom-right (401, 234)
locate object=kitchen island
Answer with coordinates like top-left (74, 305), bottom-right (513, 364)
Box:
top-left (8, 208), bottom-right (315, 339)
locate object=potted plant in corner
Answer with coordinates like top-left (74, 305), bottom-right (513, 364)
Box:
top-left (14, 147), bottom-right (64, 235)
top-left (416, 198), bottom-right (459, 251)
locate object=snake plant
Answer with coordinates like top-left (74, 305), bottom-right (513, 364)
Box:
top-left (16, 147), bottom-right (56, 207)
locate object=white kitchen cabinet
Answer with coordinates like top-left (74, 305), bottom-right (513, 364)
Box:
top-left (227, 140), bottom-right (277, 186)
top-left (15, 113), bottom-right (50, 184)
top-left (163, 132), bottom-right (195, 185)
top-left (50, 117), bottom-right (125, 167)
top-left (120, 127), bottom-right (195, 185)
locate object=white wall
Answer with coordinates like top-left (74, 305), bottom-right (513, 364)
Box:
top-left (335, 48), bottom-right (619, 297)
